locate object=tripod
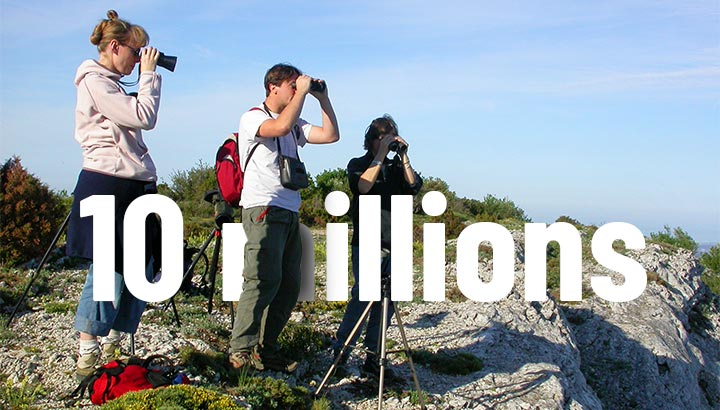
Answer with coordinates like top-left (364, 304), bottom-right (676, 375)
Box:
top-left (315, 275), bottom-right (426, 410)
top-left (7, 211), bottom-right (71, 328)
top-left (165, 190), bottom-right (235, 327)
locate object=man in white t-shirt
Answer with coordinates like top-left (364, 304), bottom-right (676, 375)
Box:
top-left (229, 63), bottom-right (339, 373)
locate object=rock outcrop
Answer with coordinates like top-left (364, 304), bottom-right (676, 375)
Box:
top-left (1, 239), bottom-right (717, 409)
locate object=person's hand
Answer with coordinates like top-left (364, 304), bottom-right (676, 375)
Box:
top-left (294, 75), bottom-right (312, 95)
top-left (140, 47), bottom-right (159, 73)
top-left (378, 134), bottom-right (400, 156)
top-left (395, 136), bottom-right (410, 154)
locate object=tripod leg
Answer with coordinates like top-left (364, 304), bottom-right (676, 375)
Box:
top-left (229, 301), bottom-right (235, 325)
top-left (206, 231), bottom-right (222, 314)
top-left (315, 301), bottom-right (375, 397)
top-left (394, 305), bottom-right (426, 409)
top-left (7, 210), bottom-right (71, 328)
top-left (170, 298), bottom-right (181, 327)
top-left (163, 228), bottom-right (215, 324)
top-left (377, 296), bottom-right (391, 410)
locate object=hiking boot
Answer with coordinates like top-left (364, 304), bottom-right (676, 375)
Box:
top-left (229, 350), bottom-right (264, 371)
top-left (75, 350), bottom-right (102, 380)
top-left (361, 358), bottom-right (400, 383)
top-left (259, 350), bottom-right (298, 373)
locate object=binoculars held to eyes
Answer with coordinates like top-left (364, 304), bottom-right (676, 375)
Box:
top-left (157, 52), bottom-right (177, 72)
top-left (310, 79), bottom-right (326, 92)
top-left (388, 140), bottom-right (407, 154)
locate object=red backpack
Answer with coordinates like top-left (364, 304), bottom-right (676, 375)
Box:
top-left (215, 133), bottom-right (260, 208)
top-left (70, 355), bottom-right (183, 405)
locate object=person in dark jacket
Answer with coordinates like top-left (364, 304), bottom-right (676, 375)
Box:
top-left (333, 114), bottom-right (423, 378)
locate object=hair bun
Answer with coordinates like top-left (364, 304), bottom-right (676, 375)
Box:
top-left (106, 10), bottom-right (118, 20)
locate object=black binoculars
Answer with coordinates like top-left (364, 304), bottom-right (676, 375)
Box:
top-left (310, 79), bottom-right (326, 92)
top-left (157, 52), bottom-right (177, 72)
top-left (388, 140), bottom-right (407, 154)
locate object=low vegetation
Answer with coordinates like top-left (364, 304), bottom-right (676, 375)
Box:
top-left (410, 349), bottom-right (484, 375)
top-left (700, 245), bottom-right (720, 296)
top-left (100, 384), bottom-right (244, 410)
top-left (648, 225), bottom-right (698, 253)
top-left (0, 377), bottom-right (45, 410)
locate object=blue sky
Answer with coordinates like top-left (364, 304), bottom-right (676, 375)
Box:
top-left (1, 1), bottom-right (718, 243)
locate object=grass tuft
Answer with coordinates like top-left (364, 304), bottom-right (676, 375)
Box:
top-left (411, 349), bottom-right (483, 375)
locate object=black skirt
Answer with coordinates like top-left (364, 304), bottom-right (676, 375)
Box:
top-left (66, 169), bottom-right (161, 274)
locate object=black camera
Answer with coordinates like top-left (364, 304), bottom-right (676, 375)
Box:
top-left (310, 79), bottom-right (326, 92)
top-left (157, 52), bottom-right (177, 72)
top-left (388, 140), bottom-right (407, 155)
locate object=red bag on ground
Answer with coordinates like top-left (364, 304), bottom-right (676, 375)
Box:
top-left (71, 355), bottom-right (177, 405)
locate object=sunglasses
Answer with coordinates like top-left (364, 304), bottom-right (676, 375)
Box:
top-left (124, 44), bottom-right (141, 58)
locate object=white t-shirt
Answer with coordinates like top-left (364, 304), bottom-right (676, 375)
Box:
top-left (238, 105), bottom-right (311, 212)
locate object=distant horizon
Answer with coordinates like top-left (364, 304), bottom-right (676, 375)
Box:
top-left (6, 152), bottom-right (717, 246)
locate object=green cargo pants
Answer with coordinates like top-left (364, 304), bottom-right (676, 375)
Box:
top-left (229, 206), bottom-right (302, 353)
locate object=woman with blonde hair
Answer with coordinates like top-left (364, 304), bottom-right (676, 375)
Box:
top-left (66, 10), bottom-right (163, 379)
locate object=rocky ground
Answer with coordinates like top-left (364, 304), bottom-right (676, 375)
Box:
top-left (1, 238), bottom-right (718, 409)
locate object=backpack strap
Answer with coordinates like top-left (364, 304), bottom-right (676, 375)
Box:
top-left (244, 140), bottom-right (261, 172)
top-left (141, 354), bottom-right (176, 387)
top-left (142, 354), bottom-right (173, 369)
top-left (240, 106), bottom-right (269, 173)
top-left (64, 361), bottom-right (126, 402)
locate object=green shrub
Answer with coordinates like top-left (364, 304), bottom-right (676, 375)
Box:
top-left (277, 323), bottom-right (326, 360)
top-left (545, 242), bottom-right (561, 292)
top-left (296, 301), bottom-right (347, 319)
top-left (700, 245), bottom-right (720, 274)
top-left (312, 397), bottom-right (332, 410)
top-left (0, 318), bottom-right (15, 344)
top-left (439, 211), bottom-right (466, 239)
top-left (555, 216), bottom-right (583, 228)
top-left (410, 349), bottom-right (483, 375)
top-left (649, 225), bottom-right (698, 253)
top-left (700, 245), bottom-right (720, 296)
top-left (409, 389), bottom-right (430, 406)
top-left (232, 376), bottom-right (311, 409)
top-left (101, 384), bottom-right (242, 410)
top-left (42, 301), bottom-right (77, 314)
top-left (1, 376), bottom-right (45, 409)
top-left (416, 176), bottom-right (457, 213)
top-left (472, 194), bottom-right (530, 223)
top-left (0, 156), bottom-right (67, 267)
top-left (313, 237), bottom-right (327, 265)
top-left (300, 168), bottom-right (351, 226)
top-left (178, 348), bottom-right (239, 384)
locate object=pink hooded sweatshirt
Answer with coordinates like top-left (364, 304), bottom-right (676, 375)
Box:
top-left (74, 59), bottom-right (162, 181)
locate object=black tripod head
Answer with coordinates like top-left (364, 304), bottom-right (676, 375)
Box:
top-left (204, 189), bottom-right (233, 228)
